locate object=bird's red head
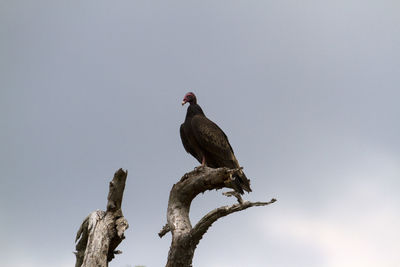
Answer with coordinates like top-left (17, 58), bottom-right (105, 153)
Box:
top-left (182, 92), bottom-right (197, 106)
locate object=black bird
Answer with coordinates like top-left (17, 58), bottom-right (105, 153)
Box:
top-left (180, 92), bottom-right (252, 194)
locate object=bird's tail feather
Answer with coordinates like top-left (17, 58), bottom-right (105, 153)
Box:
top-left (232, 171), bottom-right (252, 194)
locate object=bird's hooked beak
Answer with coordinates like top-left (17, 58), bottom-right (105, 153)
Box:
top-left (181, 100), bottom-right (187, 106)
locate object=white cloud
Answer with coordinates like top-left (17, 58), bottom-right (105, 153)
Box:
top-left (259, 168), bottom-right (400, 267)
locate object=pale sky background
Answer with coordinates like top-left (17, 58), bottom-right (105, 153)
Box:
top-left (1, 1), bottom-right (399, 267)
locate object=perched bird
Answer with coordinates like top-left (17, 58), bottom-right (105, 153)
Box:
top-left (180, 92), bottom-right (252, 194)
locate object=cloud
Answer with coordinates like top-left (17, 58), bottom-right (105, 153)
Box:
top-left (260, 171), bottom-right (400, 267)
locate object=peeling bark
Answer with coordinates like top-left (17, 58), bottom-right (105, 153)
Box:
top-left (75, 168), bottom-right (129, 267)
top-left (159, 166), bottom-right (276, 267)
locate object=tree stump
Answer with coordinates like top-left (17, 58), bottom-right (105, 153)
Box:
top-left (74, 168), bottom-right (129, 267)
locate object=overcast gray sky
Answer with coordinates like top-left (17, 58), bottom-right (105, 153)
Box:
top-left (1, 1), bottom-right (399, 266)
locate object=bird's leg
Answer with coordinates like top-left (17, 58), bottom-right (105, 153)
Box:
top-left (195, 156), bottom-right (207, 171)
top-left (201, 156), bottom-right (206, 166)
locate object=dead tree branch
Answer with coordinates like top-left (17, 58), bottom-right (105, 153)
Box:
top-left (74, 168), bottom-right (129, 267)
top-left (159, 166), bottom-right (276, 267)
top-left (191, 198), bottom-right (276, 242)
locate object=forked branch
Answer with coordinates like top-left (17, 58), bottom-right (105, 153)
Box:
top-left (159, 166), bottom-right (276, 267)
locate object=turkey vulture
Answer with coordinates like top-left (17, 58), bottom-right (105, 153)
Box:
top-left (180, 92), bottom-right (252, 194)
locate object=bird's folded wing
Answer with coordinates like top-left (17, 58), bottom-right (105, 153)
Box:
top-left (191, 115), bottom-right (234, 159)
top-left (180, 123), bottom-right (201, 162)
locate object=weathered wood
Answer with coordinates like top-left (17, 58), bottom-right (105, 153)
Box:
top-left (75, 168), bottom-right (129, 267)
top-left (159, 166), bottom-right (276, 267)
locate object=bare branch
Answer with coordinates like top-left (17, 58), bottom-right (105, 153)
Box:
top-left (158, 223), bottom-right (171, 238)
top-left (191, 198), bottom-right (277, 243)
top-left (106, 168), bottom-right (128, 212)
